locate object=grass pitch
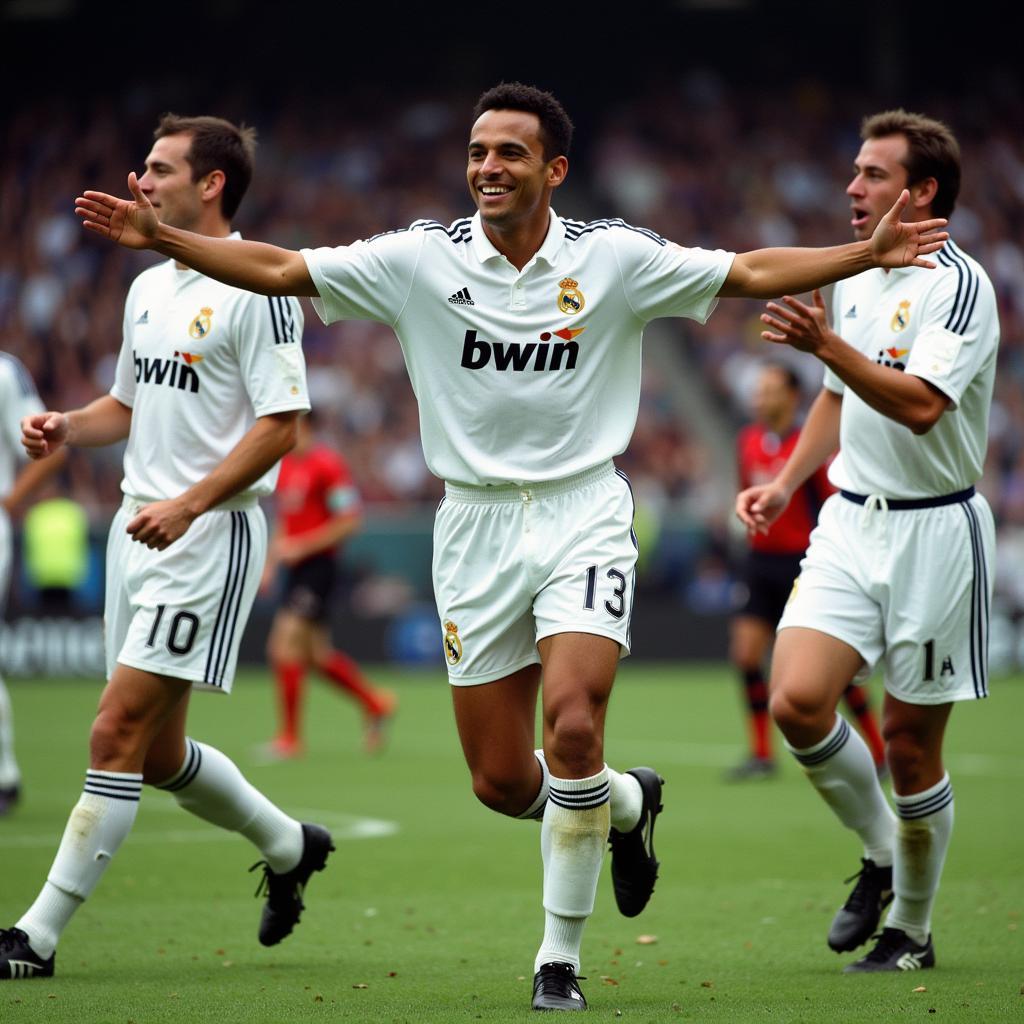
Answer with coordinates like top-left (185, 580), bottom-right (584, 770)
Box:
top-left (1, 664), bottom-right (1021, 1023)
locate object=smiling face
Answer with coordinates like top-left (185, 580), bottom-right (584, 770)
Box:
top-left (137, 133), bottom-right (206, 231)
top-left (846, 134), bottom-right (911, 241)
top-left (466, 109), bottom-right (566, 234)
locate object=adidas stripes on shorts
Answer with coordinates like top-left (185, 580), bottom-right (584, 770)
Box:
top-left (778, 490), bottom-right (995, 704)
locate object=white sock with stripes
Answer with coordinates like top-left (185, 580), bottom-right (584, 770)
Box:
top-left (787, 714), bottom-right (896, 865)
top-left (158, 738), bottom-right (303, 873)
top-left (17, 770), bottom-right (143, 958)
top-left (607, 766), bottom-right (643, 833)
top-left (0, 676), bottom-right (19, 788)
top-left (516, 749), bottom-right (550, 820)
top-left (535, 768), bottom-right (610, 974)
top-left (886, 774), bottom-right (954, 945)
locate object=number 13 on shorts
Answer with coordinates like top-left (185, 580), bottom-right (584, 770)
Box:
top-left (582, 564), bottom-right (627, 619)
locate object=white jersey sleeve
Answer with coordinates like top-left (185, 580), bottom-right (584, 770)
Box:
top-left (610, 226), bottom-right (734, 324)
top-left (904, 259), bottom-right (998, 411)
top-left (300, 226), bottom-right (426, 326)
top-left (234, 293), bottom-right (310, 416)
top-left (110, 281), bottom-right (139, 408)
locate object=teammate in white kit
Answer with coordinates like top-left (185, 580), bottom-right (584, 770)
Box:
top-left (738, 110), bottom-right (997, 973)
top-left (0, 116), bottom-right (332, 982)
top-left (0, 354), bottom-right (68, 815)
top-left (74, 85), bottom-right (948, 1010)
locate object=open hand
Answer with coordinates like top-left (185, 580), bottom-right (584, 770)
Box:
top-left (761, 289), bottom-right (834, 353)
top-left (75, 172), bottom-right (159, 249)
top-left (870, 190), bottom-right (948, 269)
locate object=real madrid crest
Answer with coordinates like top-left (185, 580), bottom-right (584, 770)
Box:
top-left (189, 307), bottom-right (214, 340)
top-left (890, 299), bottom-right (911, 333)
top-left (443, 620), bottom-right (463, 666)
top-left (557, 277), bottom-right (585, 315)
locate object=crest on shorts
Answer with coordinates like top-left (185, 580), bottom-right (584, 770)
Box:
top-left (189, 307), bottom-right (214, 340)
top-left (443, 620), bottom-right (463, 666)
top-left (557, 278), bottom-right (585, 315)
top-left (890, 300), bottom-right (911, 332)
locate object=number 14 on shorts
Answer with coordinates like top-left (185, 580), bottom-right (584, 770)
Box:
top-left (922, 638), bottom-right (955, 681)
top-left (583, 565), bottom-right (627, 619)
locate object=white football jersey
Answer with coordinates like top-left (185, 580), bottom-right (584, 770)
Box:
top-left (110, 240), bottom-right (310, 503)
top-left (302, 211), bottom-right (733, 486)
top-left (0, 352), bottom-right (44, 499)
top-left (825, 239), bottom-right (998, 498)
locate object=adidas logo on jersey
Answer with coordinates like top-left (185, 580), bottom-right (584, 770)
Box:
top-left (448, 287), bottom-right (475, 306)
top-left (845, 305), bottom-right (857, 318)
top-left (136, 310), bottom-right (150, 325)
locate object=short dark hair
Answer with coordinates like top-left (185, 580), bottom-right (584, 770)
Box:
top-left (155, 113), bottom-right (257, 220)
top-left (472, 82), bottom-right (574, 160)
top-left (861, 109), bottom-right (961, 220)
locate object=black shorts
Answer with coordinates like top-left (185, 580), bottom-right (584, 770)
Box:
top-left (736, 550), bottom-right (803, 627)
top-left (282, 554), bottom-right (337, 623)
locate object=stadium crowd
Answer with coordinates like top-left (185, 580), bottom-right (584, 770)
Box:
top-left (3, 77), bottom-right (1023, 633)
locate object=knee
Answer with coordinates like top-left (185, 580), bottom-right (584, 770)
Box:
top-left (469, 767), bottom-right (531, 816)
top-left (89, 706), bottom-right (145, 766)
top-left (883, 728), bottom-right (930, 790)
top-left (544, 702), bottom-right (602, 777)
top-left (768, 683), bottom-right (831, 739)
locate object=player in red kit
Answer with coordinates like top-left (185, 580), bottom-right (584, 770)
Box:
top-left (727, 363), bottom-right (885, 780)
top-left (262, 413), bottom-right (396, 756)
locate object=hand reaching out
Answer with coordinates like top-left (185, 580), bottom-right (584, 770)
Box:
top-left (75, 172), bottom-right (159, 249)
top-left (870, 190), bottom-right (948, 269)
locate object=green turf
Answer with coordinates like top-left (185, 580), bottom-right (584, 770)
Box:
top-left (1, 665), bottom-right (1021, 1022)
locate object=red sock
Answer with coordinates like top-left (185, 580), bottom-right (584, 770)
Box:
top-left (843, 683), bottom-right (886, 766)
top-left (742, 669), bottom-right (772, 761)
top-left (319, 651), bottom-right (386, 715)
top-left (274, 662), bottom-right (305, 742)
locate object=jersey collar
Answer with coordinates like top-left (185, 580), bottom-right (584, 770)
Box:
top-left (469, 209), bottom-right (566, 267)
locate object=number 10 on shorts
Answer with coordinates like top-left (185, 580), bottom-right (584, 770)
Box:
top-left (146, 603), bottom-right (201, 656)
top-left (583, 565), bottom-right (627, 619)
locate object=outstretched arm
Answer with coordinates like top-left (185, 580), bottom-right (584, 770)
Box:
top-left (719, 191), bottom-right (947, 299)
top-left (75, 173), bottom-right (317, 297)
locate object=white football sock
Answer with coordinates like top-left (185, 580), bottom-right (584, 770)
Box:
top-left (886, 774), bottom-right (954, 945)
top-left (157, 738), bottom-right (302, 872)
top-left (0, 676), bottom-right (19, 788)
top-left (607, 766), bottom-right (642, 833)
top-left (517, 749), bottom-right (550, 820)
top-left (17, 770), bottom-right (143, 958)
top-left (787, 714), bottom-right (896, 865)
top-left (535, 768), bottom-right (610, 974)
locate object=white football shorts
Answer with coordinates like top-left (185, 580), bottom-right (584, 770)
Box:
top-left (778, 490), bottom-right (994, 704)
top-left (433, 461), bottom-right (638, 686)
top-left (105, 496), bottom-right (266, 692)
